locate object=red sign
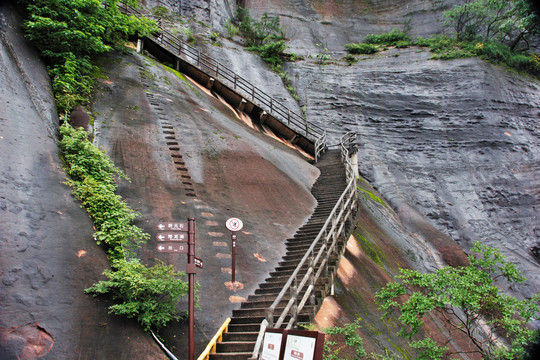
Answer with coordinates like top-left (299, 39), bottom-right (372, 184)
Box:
top-left (194, 257), bottom-right (203, 268)
top-left (157, 222), bottom-right (187, 231)
top-left (156, 243), bottom-right (188, 253)
top-left (157, 232), bottom-right (187, 242)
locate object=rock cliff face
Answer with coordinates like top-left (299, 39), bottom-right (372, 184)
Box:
top-left (0, 3), bottom-right (168, 359)
top-left (2, 0), bottom-right (539, 358)
top-left (238, 0), bottom-right (540, 301)
top-left (172, 0), bottom-right (540, 338)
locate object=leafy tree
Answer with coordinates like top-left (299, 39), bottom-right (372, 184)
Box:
top-left (376, 242), bottom-right (540, 359)
top-left (21, 0), bottom-right (157, 112)
top-left (322, 319), bottom-right (366, 360)
top-left (85, 259), bottom-right (192, 331)
top-left (234, 7), bottom-right (284, 47)
top-left (444, 0), bottom-right (540, 51)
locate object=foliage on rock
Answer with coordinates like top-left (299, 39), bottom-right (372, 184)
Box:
top-left (59, 124), bottom-right (147, 260)
top-left (85, 258), bottom-right (191, 331)
top-left (376, 242), bottom-right (540, 359)
top-left (22, 1), bottom-right (189, 331)
top-left (443, 0), bottom-right (540, 52)
top-left (21, 0), bottom-right (157, 113)
top-left (322, 319), bottom-right (367, 360)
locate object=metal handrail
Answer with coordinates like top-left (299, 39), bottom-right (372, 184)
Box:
top-left (119, 3), bottom-right (325, 141)
top-left (250, 132), bottom-right (359, 359)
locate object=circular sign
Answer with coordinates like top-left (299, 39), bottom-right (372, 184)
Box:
top-left (226, 218), bottom-right (243, 232)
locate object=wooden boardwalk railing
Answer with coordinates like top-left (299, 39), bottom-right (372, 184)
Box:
top-left (249, 132), bottom-right (359, 359)
top-left (119, 3), bottom-right (326, 146)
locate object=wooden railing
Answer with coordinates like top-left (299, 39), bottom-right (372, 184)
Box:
top-left (250, 132), bottom-right (359, 359)
top-left (118, 3), bottom-right (327, 148)
top-left (314, 130), bottom-right (327, 163)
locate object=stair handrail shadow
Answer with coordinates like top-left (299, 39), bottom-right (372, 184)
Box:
top-left (118, 2), bottom-right (327, 148)
top-left (250, 132), bottom-right (359, 360)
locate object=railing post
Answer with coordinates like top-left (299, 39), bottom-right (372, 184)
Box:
top-left (309, 254), bottom-right (316, 306)
top-left (234, 75), bottom-right (237, 89)
top-left (305, 119), bottom-right (309, 136)
top-left (216, 63), bottom-right (219, 77)
top-left (287, 109), bottom-right (290, 125)
top-left (266, 308), bottom-right (274, 328)
top-left (251, 86), bottom-right (255, 101)
top-left (291, 278), bottom-right (298, 328)
top-left (270, 98), bottom-right (273, 114)
top-left (197, 50), bottom-right (200, 67)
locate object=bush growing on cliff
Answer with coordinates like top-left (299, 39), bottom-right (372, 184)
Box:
top-left (376, 242), bottom-right (540, 359)
top-left (443, 0), bottom-right (540, 52)
top-left (364, 29), bottom-right (411, 46)
top-left (22, 0), bottom-right (157, 113)
top-left (60, 124), bottom-right (191, 331)
top-left (85, 258), bottom-right (192, 331)
top-left (345, 43), bottom-right (378, 54)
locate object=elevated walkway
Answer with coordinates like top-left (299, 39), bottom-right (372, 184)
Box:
top-left (119, 3), bottom-right (326, 157)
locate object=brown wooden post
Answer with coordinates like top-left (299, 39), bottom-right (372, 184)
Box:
top-left (187, 218), bottom-right (196, 360)
top-left (231, 231), bottom-right (237, 283)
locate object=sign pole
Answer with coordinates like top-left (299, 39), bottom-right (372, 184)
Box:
top-left (225, 218), bottom-right (243, 285)
top-left (187, 218), bottom-right (195, 360)
top-left (231, 231), bottom-right (237, 284)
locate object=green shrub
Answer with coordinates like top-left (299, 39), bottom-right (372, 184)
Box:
top-left (59, 124), bottom-right (148, 259)
top-left (364, 29), bottom-right (410, 46)
top-left (181, 27), bottom-right (196, 43)
top-left (430, 49), bottom-right (474, 60)
top-left (345, 43), bottom-right (378, 54)
top-left (343, 53), bottom-right (358, 64)
top-left (395, 40), bottom-right (411, 48)
top-left (377, 242), bottom-right (540, 359)
top-left (476, 41), bottom-right (512, 62)
top-left (225, 21), bottom-right (239, 39)
top-left (86, 258), bottom-right (192, 331)
top-left (235, 7), bottom-right (283, 47)
top-left (23, 0), bottom-right (157, 113)
top-left (151, 6), bottom-right (168, 17)
top-left (249, 40), bottom-right (286, 70)
top-left (414, 37), bottom-right (432, 47)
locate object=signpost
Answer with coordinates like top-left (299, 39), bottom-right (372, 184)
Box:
top-left (226, 218), bottom-right (243, 284)
top-left (155, 218), bottom-right (199, 360)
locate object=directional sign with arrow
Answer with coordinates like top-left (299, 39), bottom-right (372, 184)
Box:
top-left (156, 232), bottom-right (187, 242)
top-left (156, 243), bottom-right (188, 253)
top-left (157, 222), bottom-right (188, 231)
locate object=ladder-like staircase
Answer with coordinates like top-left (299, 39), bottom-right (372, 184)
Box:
top-left (209, 150), bottom-right (348, 360)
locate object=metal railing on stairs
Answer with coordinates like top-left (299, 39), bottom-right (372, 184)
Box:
top-left (118, 3), bottom-right (327, 150)
top-left (249, 132), bottom-right (359, 360)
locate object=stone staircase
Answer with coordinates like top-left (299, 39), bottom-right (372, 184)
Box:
top-left (209, 150), bottom-right (348, 360)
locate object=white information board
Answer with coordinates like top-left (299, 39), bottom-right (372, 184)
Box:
top-left (283, 334), bottom-right (316, 360)
top-left (261, 331), bottom-right (284, 360)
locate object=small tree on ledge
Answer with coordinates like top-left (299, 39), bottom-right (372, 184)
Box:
top-left (376, 242), bottom-right (540, 360)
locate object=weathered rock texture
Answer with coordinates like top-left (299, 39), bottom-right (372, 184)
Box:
top-left (0, 3), bottom-right (168, 359)
top-left (91, 50), bottom-right (318, 355)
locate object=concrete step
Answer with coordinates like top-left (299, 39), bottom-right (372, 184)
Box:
top-left (222, 332), bottom-right (258, 342)
top-left (216, 341), bottom-right (254, 353)
top-left (209, 352), bottom-right (252, 360)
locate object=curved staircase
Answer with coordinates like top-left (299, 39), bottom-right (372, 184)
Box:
top-left (209, 150), bottom-right (349, 360)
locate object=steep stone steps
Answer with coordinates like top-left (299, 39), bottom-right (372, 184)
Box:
top-left (209, 150), bottom-right (348, 360)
